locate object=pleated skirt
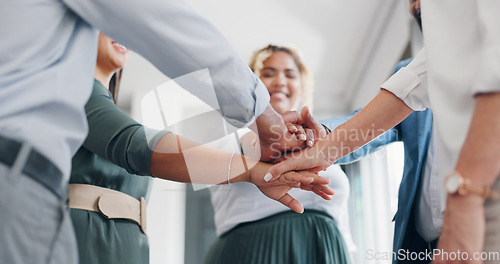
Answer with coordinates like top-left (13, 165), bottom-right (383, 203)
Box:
top-left (204, 210), bottom-right (351, 264)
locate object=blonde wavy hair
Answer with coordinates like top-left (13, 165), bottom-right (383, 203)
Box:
top-left (249, 44), bottom-right (314, 110)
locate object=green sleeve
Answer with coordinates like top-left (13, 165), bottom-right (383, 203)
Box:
top-left (82, 80), bottom-right (167, 175)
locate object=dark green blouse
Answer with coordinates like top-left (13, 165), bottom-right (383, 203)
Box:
top-left (69, 79), bottom-right (166, 264)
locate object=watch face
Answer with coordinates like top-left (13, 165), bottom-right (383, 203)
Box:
top-left (446, 174), bottom-right (460, 193)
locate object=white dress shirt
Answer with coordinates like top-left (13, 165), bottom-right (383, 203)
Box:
top-left (383, 0), bottom-right (500, 211)
top-left (0, 0), bottom-right (269, 181)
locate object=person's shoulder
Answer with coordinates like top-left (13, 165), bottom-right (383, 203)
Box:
top-left (393, 58), bottom-right (414, 74)
top-left (92, 79), bottom-right (113, 99)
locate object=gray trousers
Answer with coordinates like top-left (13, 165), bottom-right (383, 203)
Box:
top-left (0, 154), bottom-right (77, 264)
top-left (484, 177), bottom-right (500, 264)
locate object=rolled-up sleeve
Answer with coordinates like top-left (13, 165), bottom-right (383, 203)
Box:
top-left (473, 2), bottom-right (500, 95)
top-left (381, 48), bottom-right (430, 111)
top-left (63, 0), bottom-right (269, 128)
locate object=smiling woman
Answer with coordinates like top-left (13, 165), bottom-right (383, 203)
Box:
top-left (249, 45), bottom-right (314, 114)
top-left (94, 34), bottom-right (130, 102)
top-left (205, 44), bottom-right (354, 264)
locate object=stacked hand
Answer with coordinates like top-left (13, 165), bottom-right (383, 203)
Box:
top-left (258, 106), bottom-right (334, 181)
top-left (250, 105), bottom-right (335, 212)
top-left (282, 106), bottom-right (328, 147)
top-left (255, 106), bottom-right (327, 161)
top-left (250, 168), bottom-right (334, 213)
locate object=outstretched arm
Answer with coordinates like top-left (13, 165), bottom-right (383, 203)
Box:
top-left (150, 132), bottom-right (334, 213)
top-left (267, 89), bottom-right (413, 179)
top-left (83, 81), bottom-right (333, 213)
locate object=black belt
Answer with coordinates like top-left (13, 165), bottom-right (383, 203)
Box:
top-left (0, 134), bottom-right (64, 198)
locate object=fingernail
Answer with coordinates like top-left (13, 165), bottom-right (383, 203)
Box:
top-left (299, 134), bottom-right (306, 141)
top-left (264, 173), bottom-right (273, 182)
top-left (307, 140), bottom-right (314, 147)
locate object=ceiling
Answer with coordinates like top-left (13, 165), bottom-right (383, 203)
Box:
top-left (118, 0), bottom-right (418, 122)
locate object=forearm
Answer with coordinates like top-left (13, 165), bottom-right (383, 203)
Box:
top-left (322, 89), bottom-right (413, 163)
top-left (150, 133), bottom-right (261, 184)
top-left (455, 92), bottom-right (500, 187)
top-left (252, 104), bottom-right (286, 141)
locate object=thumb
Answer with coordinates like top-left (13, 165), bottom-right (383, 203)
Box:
top-left (277, 193), bottom-right (304, 214)
top-left (300, 105), bottom-right (310, 117)
top-left (301, 106), bottom-right (326, 138)
top-left (282, 110), bottom-right (302, 124)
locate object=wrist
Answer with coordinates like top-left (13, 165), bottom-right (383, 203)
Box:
top-left (445, 170), bottom-right (498, 199)
top-left (251, 162), bottom-right (271, 183)
top-left (317, 138), bottom-right (338, 165)
top-left (224, 153), bottom-right (256, 185)
top-left (445, 192), bottom-right (486, 219)
top-left (447, 191), bottom-right (486, 204)
top-left (255, 105), bottom-right (284, 136)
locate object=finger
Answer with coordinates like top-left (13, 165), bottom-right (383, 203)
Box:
top-left (299, 184), bottom-right (313, 191)
top-left (296, 171), bottom-right (330, 185)
top-left (277, 193), bottom-right (304, 213)
top-left (295, 125), bottom-right (306, 141)
top-left (285, 122), bottom-right (298, 133)
top-left (305, 128), bottom-right (315, 147)
top-left (266, 149), bottom-right (322, 182)
top-left (297, 180), bottom-right (334, 199)
top-left (284, 181), bottom-right (301, 188)
top-left (282, 110), bottom-right (302, 124)
top-left (301, 106), bottom-right (327, 139)
top-left (311, 186), bottom-right (334, 200)
top-left (281, 171), bottom-right (314, 185)
top-left (311, 183), bottom-right (335, 196)
top-left (307, 166), bottom-right (325, 174)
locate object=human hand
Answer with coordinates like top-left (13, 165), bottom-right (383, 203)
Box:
top-left (285, 122), bottom-right (315, 147)
top-left (250, 168), bottom-right (334, 213)
top-left (265, 139), bottom-right (334, 182)
top-left (253, 105), bottom-right (310, 162)
top-left (283, 106), bottom-right (328, 147)
top-left (434, 194), bottom-right (485, 264)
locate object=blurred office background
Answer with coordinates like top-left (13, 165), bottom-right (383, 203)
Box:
top-left (117, 0), bottom-right (423, 263)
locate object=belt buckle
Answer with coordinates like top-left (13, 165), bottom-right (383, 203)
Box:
top-left (97, 193), bottom-right (147, 234)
